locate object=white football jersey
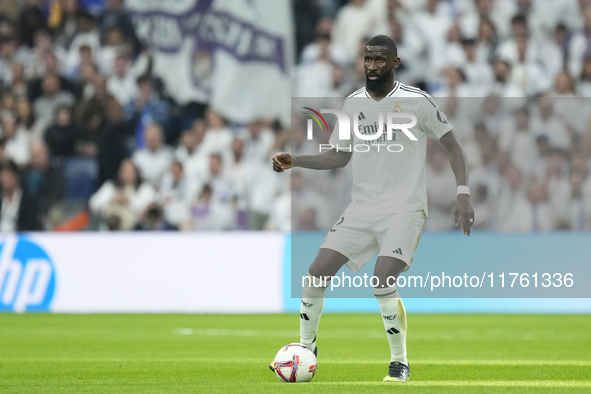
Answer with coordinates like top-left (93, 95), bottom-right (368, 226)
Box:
top-left (328, 82), bottom-right (453, 216)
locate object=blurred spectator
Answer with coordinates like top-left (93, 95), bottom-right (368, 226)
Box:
top-left (1, 113), bottom-right (30, 166)
top-left (0, 0), bottom-right (19, 24)
top-left (226, 138), bottom-right (248, 208)
top-left (243, 120), bottom-right (279, 230)
top-left (0, 35), bottom-right (19, 88)
top-left (134, 203), bottom-right (177, 231)
top-left (491, 59), bottom-right (525, 97)
top-left (298, 207), bottom-right (320, 231)
top-left (26, 29), bottom-right (67, 80)
top-left (176, 121), bottom-right (205, 165)
top-left (189, 152), bottom-right (241, 230)
top-left (1, 90), bottom-right (17, 113)
top-left (44, 105), bottom-right (78, 160)
top-left (124, 74), bottom-right (171, 149)
top-left (388, 19), bottom-right (425, 84)
top-left (471, 184), bottom-right (492, 230)
top-left (98, 26), bottom-right (126, 76)
top-left (200, 109), bottom-right (232, 162)
top-left (266, 176), bottom-right (291, 232)
top-left (23, 141), bottom-right (65, 217)
top-left (290, 170), bottom-right (330, 231)
top-left (72, 61), bottom-right (98, 99)
top-left (33, 73), bottom-right (75, 123)
top-left (507, 37), bottom-right (549, 96)
top-left (98, 0), bottom-right (141, 55)
top-left (495, 165), bottom-right (530, 232)
top-left (190, 183), bottom-right (233, 231)
top-left (10, 62), bottom-right (27, 97)
top-left (476, 18), bottom-right (499, 65)
top-left (200, 153), bottom-right (236, 208)
top-left (52, 0), bottom-right (81, 49)
top-left (107, 53), bottom-right (137, 106)
top-left (17, 0), bottom-right (47, 48)
top-left (158, 161), bottom-right (194, 228)
top-left (530, 96), bottom-right (570, 150)
top-left (555, 171), bottom-right (591, 231)
top-left (296, 34), bottom-right (335, 97)
top-left (578, 59), bottom-right (591, 96)
top-left (461, 38), bottom-right (494, 95)
top-left (567, 5), bottom-right (591, 79)
top-left (300, 19), bottom-right (350, 66)
top-left (15, 97), bottom-right (46, 141)
top-left (89, 158), bottom-right (156, 230)
top-left (243, 120), bottom-right (275, 164)
top-left (65, 10), bottom-right (100, 74)
top-left (27, 52), bottom-right (76, 101)
top-left (332, 0), bottom-right (378, 60)
top-left (132, 123), bottom-right (174, 186)
top-left (523, 180), bottom-right (554, 232)
top-left (413, 0), bottom-right (452, 83)
top-left (432, 67), bottom-right (472, 97)
top-left (293, 0), bottom-right (321, 60)
top-left (425, 143), bottom-right (457, 231)
top-left (0, 160), bottom-right (41, 231)
top-left (498, 107), bottom-right (536, 177)
top-left (95, 99), bottom-right (128, 184)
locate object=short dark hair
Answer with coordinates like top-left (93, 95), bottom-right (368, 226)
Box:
top-left (365, 35), bottom-right (397, 57)
top-left (511, 15), bottom-right (527, 26)
top-left (137, 74), bottom-right (153, 86)
top-left (0, 160), bottom-right (20, 178)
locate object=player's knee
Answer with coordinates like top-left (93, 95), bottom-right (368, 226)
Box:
top-left (307, 264), bottom-right (326, 279)
top-left (309, 249), bottom-right (348, 278)
top-left (308, 258), bottom-right (340, 278)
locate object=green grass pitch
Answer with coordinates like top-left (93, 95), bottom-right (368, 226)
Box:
top-left (0, 313), bottom-right (590, 393)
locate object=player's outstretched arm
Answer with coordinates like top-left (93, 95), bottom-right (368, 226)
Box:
top-left (439, 131), bottom-right (475, 236)
top-left (272, 149), bottom-right (352, 172)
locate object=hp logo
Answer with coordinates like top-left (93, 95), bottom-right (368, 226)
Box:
top-left (0, 236), bottom-right (56, 312)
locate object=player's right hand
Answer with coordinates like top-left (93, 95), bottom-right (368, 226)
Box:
top-left (273, 152), bottom-right (293, 172)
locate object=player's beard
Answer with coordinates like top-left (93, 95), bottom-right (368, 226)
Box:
top-left (366, 68), bottom-right (393, 94)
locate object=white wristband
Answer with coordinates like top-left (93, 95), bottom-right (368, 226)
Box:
top-left (457, 185), bottom-right (470, 196)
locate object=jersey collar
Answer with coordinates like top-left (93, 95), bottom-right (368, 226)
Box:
top-left (364, 81), bottom-right (400, 100)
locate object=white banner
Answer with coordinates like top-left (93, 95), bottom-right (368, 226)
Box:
top-left (125, 0), bottom-right (294, 124)
top-left (0, 233), bottom-right (285, 313)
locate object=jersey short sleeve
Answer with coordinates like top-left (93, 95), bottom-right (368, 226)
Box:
top-left (419, 95), bottom-right (453, 140)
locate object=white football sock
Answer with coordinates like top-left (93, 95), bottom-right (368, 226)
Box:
top-left (300, 274), bottom-right (330, 352)
top-left (375, 286), bottom-right (408, 365)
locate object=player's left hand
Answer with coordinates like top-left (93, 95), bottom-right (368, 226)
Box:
top-left (454, 194), bottom-right (474, 236)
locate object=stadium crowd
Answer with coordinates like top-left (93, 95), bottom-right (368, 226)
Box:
top-left (295, 0), bottom-right (591, 232)
top-left (0, 0), bottom-right (590, 232)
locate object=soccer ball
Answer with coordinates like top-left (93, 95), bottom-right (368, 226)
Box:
top-left (272, 343), bottom-right (317, 383)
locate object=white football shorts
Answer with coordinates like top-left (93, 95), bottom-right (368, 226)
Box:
top-left (320, 203), bottom-right (426, 273)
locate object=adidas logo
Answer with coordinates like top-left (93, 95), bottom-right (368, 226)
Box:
top-left (392, 248), bottom-right (402, 255)
top-left (300, 313), bottom-right (309, 320)
top-left (358, 112), bottom-right (366, 121)
top-left (386, 327), bottom-right (400, 335)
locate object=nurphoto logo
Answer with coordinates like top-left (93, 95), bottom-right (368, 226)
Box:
top-left (302, 107), bottom-right (418, 153)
